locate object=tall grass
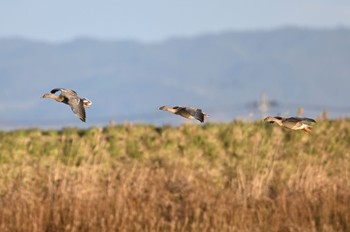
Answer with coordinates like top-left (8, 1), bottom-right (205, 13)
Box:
top-left (0, 119), bottom-right (349, 231)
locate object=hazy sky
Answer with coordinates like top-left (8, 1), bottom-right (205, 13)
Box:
top-left (1, 0), bottom-right (350, 43)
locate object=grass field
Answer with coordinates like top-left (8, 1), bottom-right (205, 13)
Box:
top-left (0, 119), bottom-right (349, 231)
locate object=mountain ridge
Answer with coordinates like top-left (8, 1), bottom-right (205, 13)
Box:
top-left (0, 27), bottom-right (349, 128)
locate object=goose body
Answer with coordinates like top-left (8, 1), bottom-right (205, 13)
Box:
top-left (42, 88), bottom-right (92, 122)
top-left (264, 116), bottom-right (316, 133)
top-left (159, 106), bottom-right (209, 123)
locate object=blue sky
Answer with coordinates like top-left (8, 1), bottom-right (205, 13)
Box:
top-left (1, 0), bottom-right (350, 42)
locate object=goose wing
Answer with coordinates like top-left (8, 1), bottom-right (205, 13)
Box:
top-left (287, 117), bottom-right (316, 123)
top-left (68, 97), bottom-right (86, 122)
top-left (183, 107), bottom-right (205, 123)
top-left (50, 88), bottom-right (78, 96)
top-left (299, 117), bottom-right (316, 123)
top-left (172, 106), bottom-right (193, 118)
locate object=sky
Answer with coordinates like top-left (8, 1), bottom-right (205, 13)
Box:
top-left (1, 0), bottom-right (350, 43)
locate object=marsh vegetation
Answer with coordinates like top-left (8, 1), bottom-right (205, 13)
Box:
top-left (0, 119), bottom-right (349, 231)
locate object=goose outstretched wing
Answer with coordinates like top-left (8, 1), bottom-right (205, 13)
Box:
top-left (68, 98), bottom-right (86, 122)
top-left (50, 88), bottom-right (78, 96)
top-left (182, 107), bottom-right (205, 123)
top-left (287, 117), bottom-right (316, 123)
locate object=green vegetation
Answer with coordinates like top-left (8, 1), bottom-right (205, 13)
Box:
top-left (0, 119), bottom-right (349, 231)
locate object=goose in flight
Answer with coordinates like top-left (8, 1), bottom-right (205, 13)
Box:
top-left (159, 105), bottom-right (209, 123)
top-left (264, 116), bottom-right (316, 133)
top-left (42, 88), bottom-right (92, 122)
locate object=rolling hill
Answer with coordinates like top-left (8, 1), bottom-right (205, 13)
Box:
top-left (0, 27), bottom-right (349, 128)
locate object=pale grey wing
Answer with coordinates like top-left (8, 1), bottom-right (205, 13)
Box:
top-left (175, 107), bottom-right (192, 118)
top-left (68, 97), bottom-right (86, 122)
top-left (184, 107), bottom-right (205, 123)
top-left (182, 107), bottom-right (196, 116)
top-left (288, 117), bottom-right (316, 124)
top-left (300, 117), bottom-right (316, 123)
top-left (51, 88), bottom-right (78, 96)
top-left (284, 117), bottom-right (302, 123)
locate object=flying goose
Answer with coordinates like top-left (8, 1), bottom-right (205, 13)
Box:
top-left (42, 88), bottom-right (92, 122)
top-left (159, 105), bottom-right (209, 123)
top-left (264, 116), bottom-right (316, 133)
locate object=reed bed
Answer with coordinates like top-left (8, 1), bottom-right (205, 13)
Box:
top-left (0, 119), bottom-right (349, 231)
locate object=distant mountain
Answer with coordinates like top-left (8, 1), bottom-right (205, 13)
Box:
top-left (0, 27), bottom-right (350, 129)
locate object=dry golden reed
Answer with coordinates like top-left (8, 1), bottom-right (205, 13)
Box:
top-left (0, 119), bottom-right (349, 231)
